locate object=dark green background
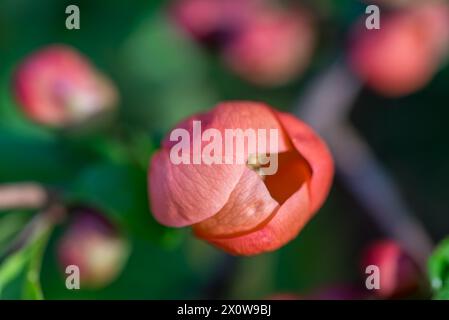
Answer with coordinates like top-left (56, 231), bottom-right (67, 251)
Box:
top-left (0, 0), bottom-right (448, 299)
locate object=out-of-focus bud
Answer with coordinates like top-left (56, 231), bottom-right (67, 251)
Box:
top-left (223, 7), bottom-right (315, 86)
top-left (361, 240), bottom-right (421, 299)
top-left (170, 0), bottom-right (258, 48)
top-left (13, 45), bottom-right (118, 127)
top-left (348, 3), bottom-right (449, 97)
top-left (416, 3), bottom-right (449, 60)
top-left (58, 208), bottom-right (128, 289)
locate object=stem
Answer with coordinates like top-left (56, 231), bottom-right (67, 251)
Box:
top-left (0, 203), bottom-right (65, 264)
top-left (294, 60), bottom-right (361, 133)
top-left (328, 123), bottom-right (433, 268)
top-left (295, 59), bottom-right (433, 268)
top-left (0, 183), bottom-right (49, 211)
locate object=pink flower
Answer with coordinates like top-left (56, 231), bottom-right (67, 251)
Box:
top-left (348, 3), bottom-right (449, 97)
top-left (223, 7), bottom-right (315, 86)
top-left (148, 102), bottom-right (334, 256)
top-left (13, 45), bottom-right (118, 127)
top-left (170, 0), bottom-right (260, 45)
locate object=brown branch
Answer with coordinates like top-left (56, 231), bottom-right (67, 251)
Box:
top-left (0, 183), bottom-right (49, 211)
top-left (327, 123), bottom-right (433, 267)
top-left (295, 60), bottom-right (362, 133)
top-left (294, 59), bottom-right (433, 269)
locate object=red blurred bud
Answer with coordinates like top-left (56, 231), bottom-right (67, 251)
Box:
top-left (223, 7), bottom-right (315, 86)
top-left (361, 240), bottom-right (421, 298)
top-left (170, 0), bottom-right (259, 47)
top-left (148, 101), bottom-right (334, 256)
top-left (13, 45), bottom-right (118, 127)
top-left (348, 3), bottom-right (449, 97)
top-left (57, 208), bottom-right (128, 289)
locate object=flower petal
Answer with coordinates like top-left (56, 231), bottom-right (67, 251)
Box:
top-left (193, 167), bottom-right (279, 238)
top-left (203, 182), bottom-right (310, 255)
top-left (14, 45), bottom-right (117, 126)
top-left (150, 101), bottom-right (294, 227)
top-left (163, 101), bottom-right (292, 157)
top-left (274, 112), bottom-right (334, 213)
top-left (263, 150), bottom-right (310, 204)
top-left (149, 150), bottom-right (245, 227)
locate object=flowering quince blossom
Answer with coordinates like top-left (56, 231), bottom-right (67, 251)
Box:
top-left (170, 0), bottom-right (259, 45)
top-left (148, 102), bottom-right (334, 256)
top-left (348, 2), bottom-right (449, 97)
top-left (223, 7), bottom-right (315, 86)
top-left (13, 45), bottom-right (118, 127)
top-left (171, 0), bottom-right (315, 87)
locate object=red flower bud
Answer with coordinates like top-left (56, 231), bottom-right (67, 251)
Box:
top-left (223, 7), bottom-right (315, 86)
top-left (57, 208), bottom-right (128, 289)
top-left (13, 45), bottom-right (118, 127)
top-left (148, 102), bottom-right (334, 256)
top-left (170, 0), bottom-right (258, 47)
top-left (348, 3), bottom-right (449, 97)
top-left (361, 240), bottom-right (421, 298)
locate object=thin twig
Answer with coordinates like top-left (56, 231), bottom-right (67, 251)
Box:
top-left (0, 183), bottom-right (49, 211)
top-left (327, 123), bottom-right (433, 267)
top-left (0, 183), bottom-right (65, 263)
top-left (295, 60), bottom-right (362, 133)
top-left (0, 203), bottom-right (65, 264)
top-left (295, 59), bottom-right (433, 268)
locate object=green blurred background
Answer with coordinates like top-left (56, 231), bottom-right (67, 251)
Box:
top-left (0, 0), bottom-right (448, 299)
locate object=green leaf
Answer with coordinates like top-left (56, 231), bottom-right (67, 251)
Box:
top-left (0, 212), bottom-right (30, 249)
top-left (68, 162), bottom-right (182, 247)
top-left (22, 230), bottom-right (51, 300)
top-left (428, 237), bottom-right (449, 299)
top-left (0, 228), bottom-right (51, 300)
top-left (0, 246), bottom-right (29, 298)
top-left (434, 286), bottom-right (449, 300)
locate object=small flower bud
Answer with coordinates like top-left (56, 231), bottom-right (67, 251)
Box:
top-left (57, 208), bottom-right (128, 289)
top-left (13, 45), bottom-right (118, 127)
top-left (361, 240), bottom-right (421, 298)
top-left (223, 7), bottom-right (315, 86)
